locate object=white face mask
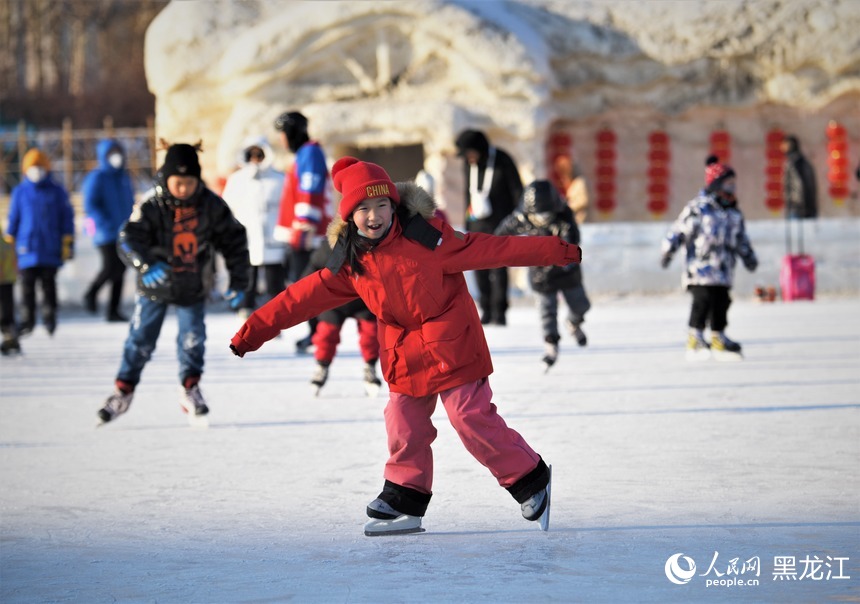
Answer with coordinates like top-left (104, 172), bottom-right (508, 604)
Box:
top-left (108, 153), bottom-right (124, 169)
top-left (25, 166), bottom-right (46, 182)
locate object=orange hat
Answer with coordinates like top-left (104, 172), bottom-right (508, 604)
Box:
top-left (22, 149), bottom-right (50, 172)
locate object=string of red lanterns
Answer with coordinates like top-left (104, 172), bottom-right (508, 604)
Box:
top-left (826, 121), bottom-right (850, 204)
top-left (646, 131), bottom-right (670, 217)
top-left (764, 128), bottom-right (784, 214)
top-left (594, 128), bottom-right (617, 216)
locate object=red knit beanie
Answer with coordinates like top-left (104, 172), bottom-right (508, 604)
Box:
top-left (331, 157), bottom-right (399, 220)
top-left (704, 161), bottom-right (734, 186)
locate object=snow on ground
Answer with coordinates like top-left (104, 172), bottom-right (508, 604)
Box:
top-left (1, 294), bottom-right (858, 603)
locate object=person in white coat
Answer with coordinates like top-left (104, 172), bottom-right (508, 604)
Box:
top-left (222, 137), bottom-right (286, 314)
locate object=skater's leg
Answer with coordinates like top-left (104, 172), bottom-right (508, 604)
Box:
top-left (439, 378), bottom-right (544, 490)
top-left (561, 283), bottom-right (591, 326)
top-left (709, 286), bottom-right (731, 333)
top-left (537, 291), bottom-right (560, 343)
top-left (0, 283), bottom-right (15, 333)
top-left (474, 268), bottom-right (493, 323)
top-left (85, 244), bottom-right (114, 310)
top-left (383, 392), bottom-right (438, 495)
top-left (18, 267), bottom-right (37, 332)
top-left (356, 316), bottom-right (380, 363)
top-left (175, 300), bottom-right (206, 387)
top-left (489, 267), bottom-right (509, 325)
top-left (106, 245), bottom-right (127, 319)
top-left (243, 266), bottom-right (260, 310)
top-left (116, 295), bottom-right (168, 387)
top-left (263, 263), bottom-right (286, 301)
top-left (312, 315), bottom-right (343, 365)
top-left (39, 267), bottom-right (58, 333)
top-left (688, 285), bottom-right (710, 331)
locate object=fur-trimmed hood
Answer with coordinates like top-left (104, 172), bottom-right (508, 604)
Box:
top-left (326, 181), bottom-right (437, 248)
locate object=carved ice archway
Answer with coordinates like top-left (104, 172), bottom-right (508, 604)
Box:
top-left (205, 4), bottom-right (549, 175)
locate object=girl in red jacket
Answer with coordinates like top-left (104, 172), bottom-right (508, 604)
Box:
top-left (231, 157), bottom-right (582, 535)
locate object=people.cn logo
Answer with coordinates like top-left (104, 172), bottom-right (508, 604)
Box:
top-left (665, 553), bottom-right (697, 584)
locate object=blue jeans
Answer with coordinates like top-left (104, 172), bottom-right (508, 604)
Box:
top-left (116, 295), bottom-right (206, 387)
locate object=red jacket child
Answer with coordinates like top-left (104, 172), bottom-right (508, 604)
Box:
top-left (231, 157), bottom-right (581, 536)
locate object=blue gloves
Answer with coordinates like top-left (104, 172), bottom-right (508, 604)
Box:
top-left (224, 288), bottom-right (246, 311)
top-left (141, 262), bottom-right (170, 288)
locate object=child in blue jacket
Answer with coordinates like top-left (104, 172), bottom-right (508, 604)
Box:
top-left (82, 139), bottom-right (136, 322)
top-left (5, 149), bottom-right (75, 336)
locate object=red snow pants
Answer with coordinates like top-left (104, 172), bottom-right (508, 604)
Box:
top-left (383, 378), bottom-right (541, 494)
top-left (313, 317), bottom-right (379, 365)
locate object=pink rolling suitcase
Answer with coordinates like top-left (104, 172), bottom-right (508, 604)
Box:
top-left (780, 254), bottom-right (815, 301)
top-left (780, 218), bottom-right (815, 301)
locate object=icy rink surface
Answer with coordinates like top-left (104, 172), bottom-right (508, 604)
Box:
top-left (1, 294), bottom-right (858, 603)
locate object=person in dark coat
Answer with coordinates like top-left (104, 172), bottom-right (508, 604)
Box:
top-left (96, 142), bottom-right (250, 426)
top-left (82, 139), bottom-right (136, 321)
top-left (495, 180), bottom-right (590, 369)
top-left (455, 129), bottom-right (523, 326)
top-left (781, 135), bottom-right (818, 219)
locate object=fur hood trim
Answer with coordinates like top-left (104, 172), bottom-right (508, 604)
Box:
top-left (326, 181), bottom-right (437, 247)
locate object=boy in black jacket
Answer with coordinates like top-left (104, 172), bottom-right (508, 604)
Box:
top-left (495, 180), bottom-right (590, 369)
top-left (97, 142), bottom-right (250, 425)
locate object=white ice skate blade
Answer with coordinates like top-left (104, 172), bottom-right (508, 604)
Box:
top-left (364, 514), bottom-right (424, 536)
top-left (685, 348), bottom-right (711, 362)
top-left (712, 349), bottom-right (743, 362)
top-left (311, 384), bottom-right (322, 397)
top-left (539, 464), bottom-right (552, 532)
top-left (364, 382), bottom-right (381, 398)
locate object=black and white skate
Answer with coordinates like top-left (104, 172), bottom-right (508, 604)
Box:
top-left (542, 342), bottom-right (558, 373)
top-left (364, 498), bottom-right (424, 536)
top-left (539, 464), bottom-right (552, 531)
top-left (567, 319), bottom-right (587, 347)
top-left (179, 385), bottom-right (210, 428)
top-left (364, 514), bottom-right (424, 536)
top-left (310, 363), bottom-right (329, 397)
top-left (520, 464), bottom-right (552, 531)
top-left (1, 340), bottom-right (22, 357)
top-left (96, 388), bottom-right (134, 428)
top-left (363, 363), bottom-right (382, 397)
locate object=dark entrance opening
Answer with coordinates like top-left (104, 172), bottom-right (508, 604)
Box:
top-left (337, 144), bottom-right (424, 184)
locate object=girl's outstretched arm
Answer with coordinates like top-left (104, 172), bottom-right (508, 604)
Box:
top-left (230, 268), bottom-right (357, 357)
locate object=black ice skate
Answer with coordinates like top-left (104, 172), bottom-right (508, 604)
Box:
top-left (1, 330), bottom-right (22, 356)
top-left (521, 464), bottom-right (552, 531)
top-left (364, 498), bottom-right (424, 536)
top-left (178, 385), bottom-right (210, 428)
top-left (542, 338), bottom-right (559, 372)
top-left (97, 388), bottom-right (134, 426)
top-left (566, 319), bottom-right (587, 346)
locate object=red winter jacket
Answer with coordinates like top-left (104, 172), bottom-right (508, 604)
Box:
top-left (231, 183), bottom-right (581, 397)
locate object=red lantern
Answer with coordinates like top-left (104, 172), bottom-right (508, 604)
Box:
top-left (710, 130), bottom-right (731, 165)
top-left (646, 130), bottom-right (670, 217)
top-left (764, 128), bottom-right (784, 214)
top-left (546, 132), bottom-right (573, 195)
top-left (826, 120), bottom-right (851, 204)
top-left (594, 128), bottom-right (617, 216)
